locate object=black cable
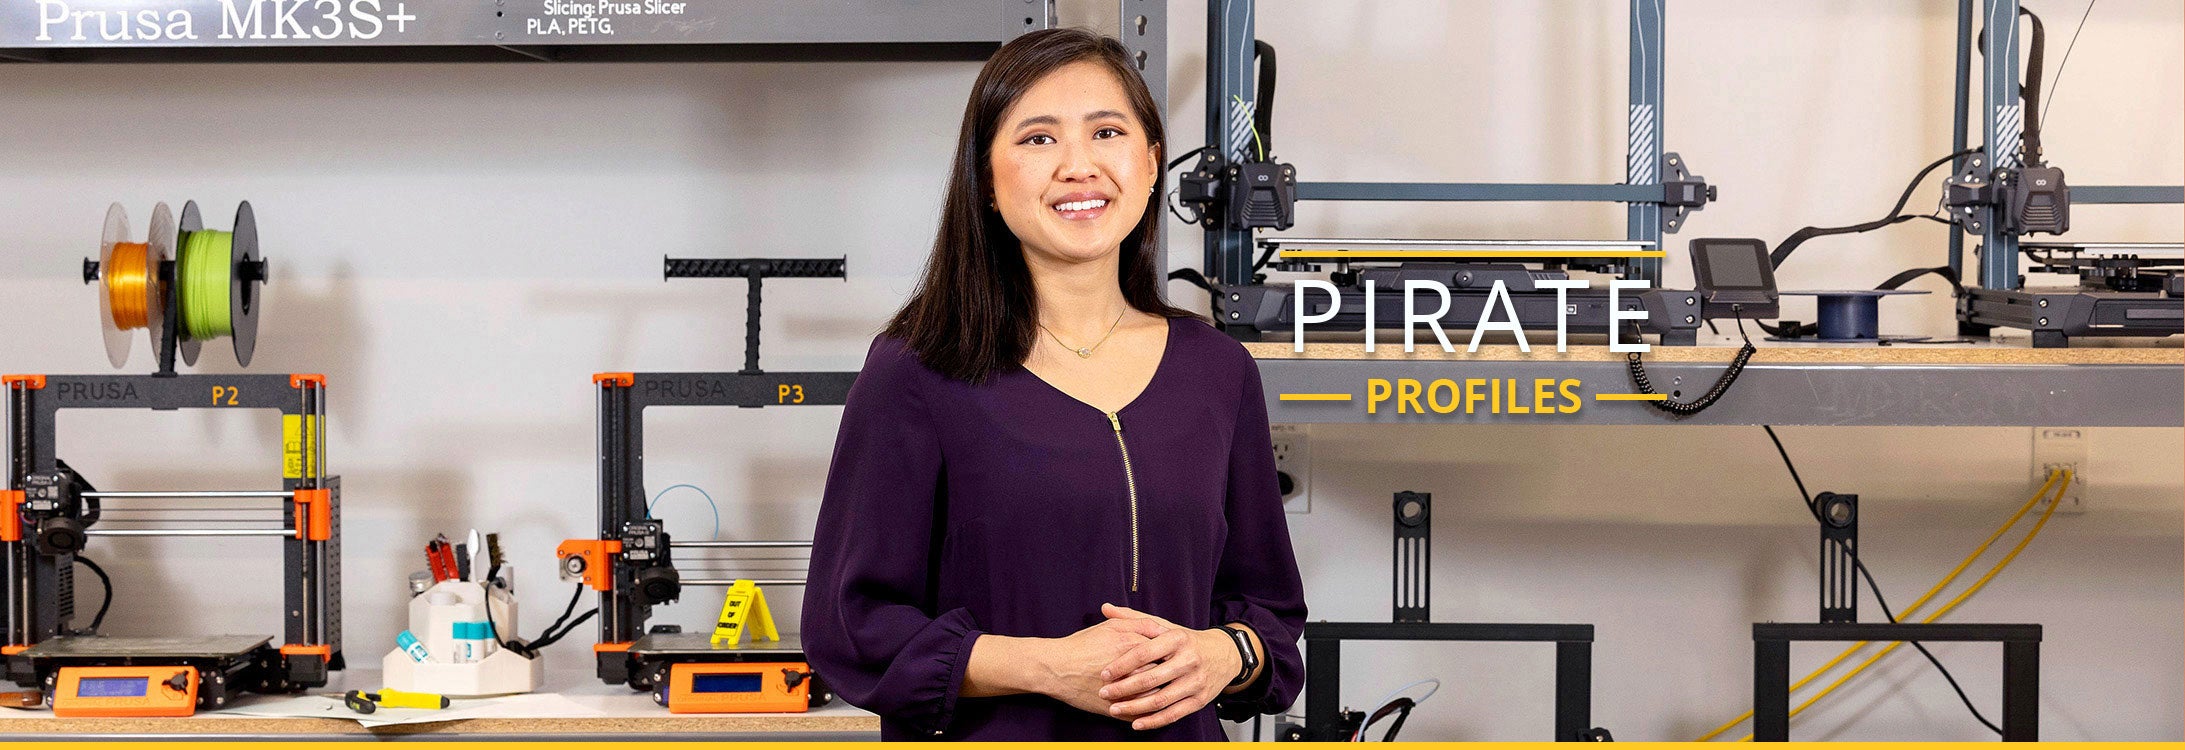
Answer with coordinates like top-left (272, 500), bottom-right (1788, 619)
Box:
top-left (1760, 426), bottom-right (2004, 736)
top-left (1250, 244), bottom-right (1280, 274)
top-left (70, 555), bottom-right (113, 636)
top-left (527, 582), bottom-right (600, 650)
top-left (1359, 697), bottom-right (1415, 741)
top-left (1163, 146), bottom-right (1212, 227)
top-left (533, 583), bottom-right (587, 640)
top-left (1251, 40), bottom-right (1277, 161)
top-left (1975, 9), bottom-right (2048, 163)
top-left (1166, 188), bottom-right (1205, 227)
top-left (482, 583), bottom-right (532, 657)
top-left (1165, 145), bottom-right (1210, 172)
top-left (529, 608), bottom-right (600, 652)
top-left (2018, 8), bottom-right (2046, 165)
top-left (1846, 553), bottom-right (2004, 736)
top-left (2040, 1), bottom-right (2097, 131)
top-left (1627, 309), bottom-right (1756, 417)
top-left (1767, 148), bottom-right (1981, 270)
top-left (487, 581), bottom-right (594, 658)
top-left (1167, 268), bottom-right (1214, 292)
top-left (1756, 146), bottom-right (1981, 338)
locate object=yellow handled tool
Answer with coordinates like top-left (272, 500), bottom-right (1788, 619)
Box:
top-left (372, 688), bottom-right (450, 710)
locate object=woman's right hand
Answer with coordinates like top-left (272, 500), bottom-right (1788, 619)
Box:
top-left (1035, 611), bottom-right (1171, 715)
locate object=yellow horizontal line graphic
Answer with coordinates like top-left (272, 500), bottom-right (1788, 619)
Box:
top-left (1278, 393), bottom-right (1354, 402)
top-left (1593, 393), bottom-right (1669, 401)
top-left (1279, 249), bottom-right (1668, 259)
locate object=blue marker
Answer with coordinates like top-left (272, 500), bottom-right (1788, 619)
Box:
top-left (397, 630), bottom-right (430, 662)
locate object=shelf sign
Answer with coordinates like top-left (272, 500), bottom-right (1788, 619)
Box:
top-left (514, 1), bottom-right (699, 40)
top-left (3, 1), bottom-right (451, 46)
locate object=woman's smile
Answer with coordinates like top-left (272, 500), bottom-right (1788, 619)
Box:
top-left (1049, 191), bottom-right (1113, 221)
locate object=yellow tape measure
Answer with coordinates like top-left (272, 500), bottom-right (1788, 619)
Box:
top-left (709, 580), bottom-right (779, 647)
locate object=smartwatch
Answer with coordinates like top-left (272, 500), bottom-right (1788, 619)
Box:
top-left (1216, 625), bottom-right (1258, 688)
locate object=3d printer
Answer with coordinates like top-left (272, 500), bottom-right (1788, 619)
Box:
top-left (5, 201), bottom-right (341, 716)
top-left (1173, 0), bottom-right (1718, 347)
top-left (558, 256), bottom-right (850, 712)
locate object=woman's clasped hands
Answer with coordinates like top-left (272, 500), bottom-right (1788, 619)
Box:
top-left (1042, 602), bottom-right (1244, 731)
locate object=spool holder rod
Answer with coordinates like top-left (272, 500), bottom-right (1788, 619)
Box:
top-left (660, 257), bottom-right (847, 375)
top-left (668, 541), bottom-right (811, 549)
top-left (155, 259), bottom-right (179, 377)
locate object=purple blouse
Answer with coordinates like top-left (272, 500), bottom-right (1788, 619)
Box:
top-left (801, 316), bottom-right (1307, 740)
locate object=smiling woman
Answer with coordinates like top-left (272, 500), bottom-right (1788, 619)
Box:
top-left (800, 28), bottom-right (1308, 741)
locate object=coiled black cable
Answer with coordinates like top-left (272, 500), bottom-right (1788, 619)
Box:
top-left (1626, 311), bottom-right (1757, 416)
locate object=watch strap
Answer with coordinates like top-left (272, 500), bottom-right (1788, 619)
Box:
top-left (1217, 625), bottom-right (1258, 687)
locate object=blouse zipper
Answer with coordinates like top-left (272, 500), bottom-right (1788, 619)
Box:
top-left (1106, 411), bottom-right (1140, 592)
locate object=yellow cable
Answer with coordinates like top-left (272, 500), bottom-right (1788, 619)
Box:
top-left (1694, 470), bottom-right (2066, 741)
top-left (1728, 470), bottom-right (2070, 742)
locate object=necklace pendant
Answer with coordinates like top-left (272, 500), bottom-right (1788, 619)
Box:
top-left (1076, 347), bottom-right (1092, 358)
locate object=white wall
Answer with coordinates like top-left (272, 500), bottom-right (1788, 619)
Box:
top-left (0, 0), bottom-right (2178, 741)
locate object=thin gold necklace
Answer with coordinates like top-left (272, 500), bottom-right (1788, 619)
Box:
top-left (1039, 311), bottom-right (1127, 359)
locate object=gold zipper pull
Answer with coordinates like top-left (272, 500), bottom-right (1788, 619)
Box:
top-left (1106, 412), bottom-right (1122, 432)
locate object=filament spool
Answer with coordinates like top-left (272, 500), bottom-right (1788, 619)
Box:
top-left (229, 201), bottom-right (263, 366)
top-left (172, 200), bottom-right (265, 367)
top-left (94, 203), bottom-right (132, 367)
top-left (85, 201), bottom-right (262, 369)
top-left (1772, 290), bottom-right (1931, 344)
top-left (90, 203), bottom-right (177, 369)
top-left (144, 202), bottom-right (176, 356)
top-left (176, 201), bottom-right (205, 367)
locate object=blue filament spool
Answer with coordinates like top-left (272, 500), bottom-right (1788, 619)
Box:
top-left (1777, 290), bottom-right (1929, 343)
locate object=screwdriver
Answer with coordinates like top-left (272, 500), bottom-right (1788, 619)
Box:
top-left (341, 688), bottom-right (451, 713)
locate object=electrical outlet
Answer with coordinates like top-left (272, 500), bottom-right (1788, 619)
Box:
top-left (2031, 427), bottom-right (2088, 514)
top-left (1271, 424), bottom-right (1310, 513)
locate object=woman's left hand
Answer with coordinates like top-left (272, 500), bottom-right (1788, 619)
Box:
top-left (1092, 603), bottom-right (1241, 731)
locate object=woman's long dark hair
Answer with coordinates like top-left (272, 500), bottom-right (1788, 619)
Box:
top-left (885, 28), bottom-right (1193, 383)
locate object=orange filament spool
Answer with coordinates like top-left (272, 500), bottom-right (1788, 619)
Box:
top-left (104, 241), bottom-right (152, 330)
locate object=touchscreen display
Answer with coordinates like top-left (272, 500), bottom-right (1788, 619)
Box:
top-left (1704, 243), bottom-right (1767, 288)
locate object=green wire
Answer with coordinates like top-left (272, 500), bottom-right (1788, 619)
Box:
top-left (1230, 94), bottom-right (1267, 162)
top-left (178, 230), bottom-right (234, 340)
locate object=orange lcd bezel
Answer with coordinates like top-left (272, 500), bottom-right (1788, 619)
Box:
top-left (665, 661), bottom-right (810, 714)
top-left (53, 665), bottom-right (199, 718)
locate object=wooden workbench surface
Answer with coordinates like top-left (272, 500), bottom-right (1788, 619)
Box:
top-left (0, 670), bottom-right (881, 739)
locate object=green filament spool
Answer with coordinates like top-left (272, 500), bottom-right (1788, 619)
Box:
top-left (172, 200), bottom-right (263, 368)
top-left (179, 229), bottom-right (235, 340)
